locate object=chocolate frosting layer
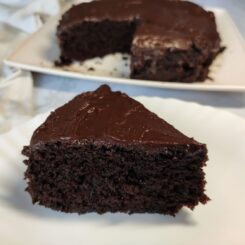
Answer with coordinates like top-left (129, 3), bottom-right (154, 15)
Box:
top-left (58, 0), bottom-right (220, 51)
top-left (30, 85), bottom-right (197, 146)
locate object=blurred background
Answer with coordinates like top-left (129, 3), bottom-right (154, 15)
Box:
top-left (0, 0), bottom-right (245, 134)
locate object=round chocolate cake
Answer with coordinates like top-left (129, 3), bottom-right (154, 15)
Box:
top-left (56, 0), bottom-right (222, 83)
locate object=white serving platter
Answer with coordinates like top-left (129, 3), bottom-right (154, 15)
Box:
top-left (4, 8), bottom-right (245, 92)
top-left (0, 96), bottom-right (245, 245)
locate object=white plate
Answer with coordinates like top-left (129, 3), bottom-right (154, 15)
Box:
top-left (0, 96), bottom-right (245, 245)
top-left (4, 8), bottom-right (245, 92)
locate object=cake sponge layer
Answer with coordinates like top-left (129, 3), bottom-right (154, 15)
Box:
top-left (23, 141), bottom-right (208, 215)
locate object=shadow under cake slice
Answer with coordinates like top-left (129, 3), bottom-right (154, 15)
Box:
top-left (22, 85), bottom-right (209, 216)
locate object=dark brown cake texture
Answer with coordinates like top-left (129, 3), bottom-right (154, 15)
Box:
top-left (22, 85), bottom-right (209, 216)
top-left (56, 0), bottom-right (222, 83)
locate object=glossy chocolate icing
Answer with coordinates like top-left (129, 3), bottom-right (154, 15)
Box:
top-left (30, 85), bottom-right (197, 146)
top-left (58, 0), bottom-right (220, 52)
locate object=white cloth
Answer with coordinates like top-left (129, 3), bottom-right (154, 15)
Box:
top-left (0, 0), bottom-right (62, 133)
top-left (0, 0), bottom-right (60, 33)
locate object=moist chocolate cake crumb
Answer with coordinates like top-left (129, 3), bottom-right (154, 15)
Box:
top-left (22, 85), bottom-right (209, 215)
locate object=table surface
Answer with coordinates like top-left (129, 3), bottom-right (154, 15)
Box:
top-left (34, 0), bottom-right (245, 119)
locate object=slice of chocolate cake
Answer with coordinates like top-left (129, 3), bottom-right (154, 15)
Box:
top-left (22, 85), bottom-right (209, 216)
top-left (56, 0), bottom-right (222, 82)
